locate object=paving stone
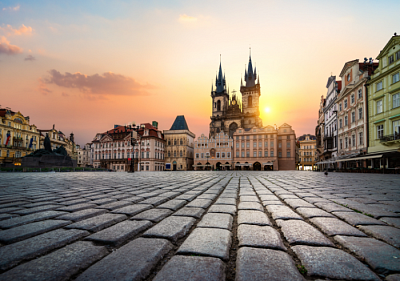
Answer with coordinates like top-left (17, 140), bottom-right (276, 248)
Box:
top-left (0, 241), bottom-right (108, 281)
top-left (121, 196), bottom-right (144, 203)
top-left (261, 200), bottom-right (285, 206)
top-left (111, 204), bottom-right (152, 216)
top-left (0, 213), bottom-right (18, 221)
top-left (0, 219), bottom-right (71, 244)
top-left (65, 214), bottom-right (126, 232)
top-left (157, 199), bottom-right (186, 210)
top-left (358, 225), bottom-right (400, 248)
top-left (143, 216), bottom-right (195, 242)
top-left (333, 211), bottom-right (386, 226)
top-left (131, 209), bottom-right (172, 222)
top-left (90, 198), bottom-right (117, 205)
top-left (76, 238), bottom-right (172, 281)
top-left (56, 208), bottom-right (107, 222)
top-left (175, 194), bottom-right (197, 201)
top-left (214, 198), bottom-right (236, 205)
top-left (198, 194), bottom-right (218, 200)
top-left (310, 217), bottom-right (367, 237)
top-left (60, 198), bottom-right (90, 205)
top-left (0, 207), bottom-right (22, 214)
top-left (238, 224), bottom-right (286, 250)
top-left (284, 198), bottom-right (315, 209)
top-left (57, 203), bottom-right (97, 212)
top-left (386, 274), bottom-right (400, 281)
top-left (266, 205), bottom-right (303, 220)
top-left (0, 210), bottom-right (67, 229)
top-left (12, 204), bottom-right (62, 215)
top-left (278, 220), bottom-right (334, 246)
top-left (238, 202), bottom-right (263, 211)
top-left (94, 200), bottom-right (132, 210)
top-left (208, 204), bottom-right (237, 215)
top-left (177, 228), bottom-right (232, 261)
top-left (197, 213), bottom-right (233, 230)
top-left (334, 235), bottom-right (400, 274)
top-left (138, 196), bottom-right (169, 206)
top-left (85, 220), bottom-right (152, 246)
top-left (380, 217), bottom-right (400, 228)
top-left (0, 228), bottom-right (89, 271)
top-left (237, 210), bottom-right (271, 226)
top-left (153, 255), bottom-right (226, 281)
top-left (236, 247), bottom-right (305, 281)
top-left (315, 202), bottom-right (352, 213)
top-left (240, 196), bottom-right (259, 202)
top-left (296, 207), bottom-right (334, 218)
top-left (173, 207), bottom-right (205, 218)
top-left (292, 245), bottom-right (380, 280)
top-left (186, 198), bottom-right (213, 209)
top-left (258, 195), bottom-right (280, 201)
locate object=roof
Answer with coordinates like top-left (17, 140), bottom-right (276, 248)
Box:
top-left (297, 134), bottom-right (316, 141)
top-left (170, 115), bottom-right (189, 130)
top-left (105, 125), bottom-right (134, 134)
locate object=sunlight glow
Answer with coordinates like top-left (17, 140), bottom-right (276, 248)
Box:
top-left (264, 107), bottom-right (270, 113)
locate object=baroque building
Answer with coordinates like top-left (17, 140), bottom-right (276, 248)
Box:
top-left (210, 54), bottom-right (262, 138)
top-left (164, 115), bottom-right (195, 171)
top-left (297, 134), bottom-right (317, 171)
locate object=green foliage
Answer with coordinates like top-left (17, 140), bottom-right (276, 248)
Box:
top-left (297, 265), bottom-right (307, 275)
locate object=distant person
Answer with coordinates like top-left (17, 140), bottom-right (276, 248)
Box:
top-left (324, 169), bottom-right (328, 177)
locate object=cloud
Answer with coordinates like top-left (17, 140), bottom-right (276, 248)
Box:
top-left (179, 14), bottom-right (197, 23)
top-left (44, 69), bottom-right (154, 96)
top-left (0, 36), bottom-right (23, 55)
top-left (0, 24), bottom-right (33, 36)
top-left (24, 54), bottom-right (35, 61)
top-left (38, 78), bottom-right (52, 95)
top-left (2, 4), bottom-right (20, 11)
top-left (61, 92), bottom-right (69, 97)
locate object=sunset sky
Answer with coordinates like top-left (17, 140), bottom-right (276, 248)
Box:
top-left (1, 0), bottom-right (399, 147)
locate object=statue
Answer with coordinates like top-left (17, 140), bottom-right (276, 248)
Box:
top-left (53, 146), bottom-right (68, 156)
top-left (44, 133), bottom-right (52, 152)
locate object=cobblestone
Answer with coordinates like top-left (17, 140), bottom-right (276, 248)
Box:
top-left (0, 171), bottom-right (399, 280)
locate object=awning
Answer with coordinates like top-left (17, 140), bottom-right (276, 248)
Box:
top-left (262, 163), bottom-right (274, 165)
top-left (336, 154), bottom-right (382, 162)
top-left (220, 164), bottom-right (231, 166)
top-left (235, 163), bottom-right (252, 166)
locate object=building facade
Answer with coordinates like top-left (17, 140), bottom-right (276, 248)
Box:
top-left (81, 143), bottom-right (92, 167)
top-left (233, 124), bottom-right (296, 171)
top-left (367, 34), bottom-right (400, 169)
top-left (315, 95), bottom-right (325, 164)
top-left (38, 126), bottom-right (77, 160)
top-left (0, 108), bottom-right (40, 166)
top-left (193, 132), bottom-right (233, 170)
top-left (92, 123), bottom-right (165, 172)
top-left (210, 54), bottom-right (263, 138)
top-left (297, 134), bottom-right (317, 170)
top-left (164, 116), bottom-right (195, 171)
top-left (336, 59), bottom-right (378, 168)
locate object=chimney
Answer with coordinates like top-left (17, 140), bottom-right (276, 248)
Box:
top-left (53, 124), bottom-right (55, 130)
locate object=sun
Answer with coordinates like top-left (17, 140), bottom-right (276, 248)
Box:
top-left (264, 107), bottom-right (270, 113)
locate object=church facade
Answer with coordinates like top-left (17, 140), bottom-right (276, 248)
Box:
top-left (210, 54), bottom-right (263, 138)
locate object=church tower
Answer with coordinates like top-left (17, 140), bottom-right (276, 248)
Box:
top-left (240, 52), bottom-right (262, 127)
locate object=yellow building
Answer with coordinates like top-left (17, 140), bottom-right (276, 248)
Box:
top-left (366, 34), bottom-right (400, 170)
top-left (0, 108), bottom-right (40, 166)
top-left (297, 134), bottom-right (317, 171)
top-left (164, 116), bottom-right (195, 171)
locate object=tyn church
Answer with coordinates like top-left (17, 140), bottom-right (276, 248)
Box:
top-left (210, 54), bottom-right (263, 138)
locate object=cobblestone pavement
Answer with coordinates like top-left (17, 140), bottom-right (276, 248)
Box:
top-left (0, 171), bottom-right (399, 281)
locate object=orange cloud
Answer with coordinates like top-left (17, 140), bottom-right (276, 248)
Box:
top-left (44, 69), bottom-right (154, 96)
top-left (179, 14), bottom-right (197, 22)
top-left (0, 24), bottom-right (33, 36)
top-left (38, 78), bottom-right (52, 95)
top-left (2, 4), bottom-right (20, 11)
top-left (0, 36), bottom-right (22, 55)
top-left (24, 54), bottom-right (35, 61)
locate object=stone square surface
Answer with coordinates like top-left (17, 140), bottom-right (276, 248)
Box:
top-left (0, 171), bottom-right (398, 280)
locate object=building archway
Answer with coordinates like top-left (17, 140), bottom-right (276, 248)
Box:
top-left (253, 162), bottom-right (261, 170)
top-left (216, 162), bottom-right (221, 170)
top-left (173, 161), bottom-right (177, 171)
top-left (225, 162), bottom-right (230, 170)
top-left (197, 162), bottom-right (203, 171)
top-left (205, 162), bottom-right (211, 171)
top-left (229, 122), bottom-right (238, 138)
top-left (244, 162), bottom-right (250, 170)
top-left (264, 164), bottom-right (273, 171)
top-left (235, 162), bottom-right (241, 170)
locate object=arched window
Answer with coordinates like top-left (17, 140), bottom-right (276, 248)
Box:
top-left (174, 151), bottom-right (176, 157)
top-left (217, 100), bottom-right (221, 111)
top-left (168, 140), bottom-right (171, 145)
top-left (180, 139), bottom-right (183, 145)
top-left (180, 150), bottom-right (183, 157)
top-left (248, 96), bottom-right (252, 107)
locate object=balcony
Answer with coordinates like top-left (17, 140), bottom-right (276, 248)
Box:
top-left (379, 134), bottom-right (400, 145)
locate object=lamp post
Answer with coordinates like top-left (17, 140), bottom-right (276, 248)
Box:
top-left (130, 136), bottom-right (137, 173)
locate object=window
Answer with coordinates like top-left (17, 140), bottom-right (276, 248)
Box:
top-left (278, 151), bottom-right (282, 158)
top-left (278, 142), bottom-right (282, 148)
top-left (349, 136), bottom-right (351, 146)
top-left (264, 151), bottom-right (268, 157)
top-left (264, 141), bottom-right (268, 147)
top-left (377, 124), bottom-right (384, 139)
top-left (339, 103), bottom-right (342, 111)
top-left (345, 137), bottom-right (348, 148)
top-left (358, 108), bottom-right (363, 120)
top-left (180, 151), bottom-right (182, 157)
top-left (339, 119), bottom-right (342, 128)
top-left (340, 139), bottom-right (343, 149)
top-left (287, 151), bottom-right (291, 157)
top-left (236, 143), bottom-right (239, 148)
top-left (393, 120), bottom-right (400, 136)
top-left (146, 152), bottom-right (149, 158)
top-left (393, 93), bottom-right (400, 108)
top-left (376, 81), bottom-right (383, 91)
top-left (352, 135), bottom-right (356, 147)
top-left (201, 153), bottom-right (204, 158)
top-left (246, 151), bottom-right (250, 157)
top-left (246, 142), bottom-right (250, 148)
top-left (241, 151), bottom-right (244, 157)
top-left (168, 151), bottom-right (171, 157)
top-left (270, 141), bottom-right (274, 147)
top-left (389, 55), bottom-right (394, 64)
top-left (344, 116), bottom-right (348, 126)
top-left (241, 142), bottom-right (244, 148)
top-left (227, 152), bottom-right (230, 158)
top-left (146, 165), bottom-right (149, 171)
top-left (347, 74), bottom-right (350, 81)
top-left (396, 50), bottom-right (400, 61)
top-left (377, 100), bottom-right (383, 114)
top-left (253, 151), bottom-right (257, 157)
top-left (270, 151), bottom-right (274, 157)
top-left (358, 89), bottom-right (362, 99)
top-left (236, 151), bottom-right (239, 157)
top-left (222, 153), bottom-right (225, 158)
top-left (287, 142), bottom-right (290, 148)
top-left (246, 136), bottom-right (250, 140)
top-left (216, 152), bottom-right (220, 158)
top-left (344, 100), bottom-right (348, 108)
top-left (393, 72), bottom-right (400, 84)
top-left (351, 111), bottom-right (355, 123)
top-left (258, 151), bottom-right (262, 157)
top-left (259, 142), bottom-right (262, 148)
top-left (359, 132), bottom-right (363, 145)
top-left (253, 142), bottom-right (257, 148)
top-left (351, 94), bottom-right (355, 104)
